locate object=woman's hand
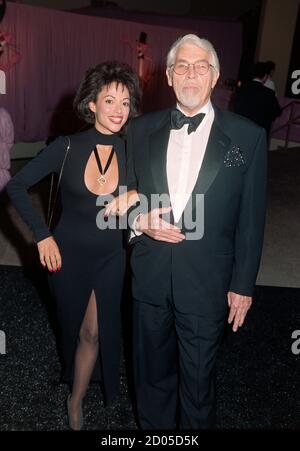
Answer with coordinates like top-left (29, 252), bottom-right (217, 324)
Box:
top-left (104, 190), bottom-right (140, 217)
top-left (37, 236), bottom-right (62, 272)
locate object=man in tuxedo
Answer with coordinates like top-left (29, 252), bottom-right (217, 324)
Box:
top-left (126, 34), bottom-right (267, 429)
top-left (233, 61), bottom-right (281, 136)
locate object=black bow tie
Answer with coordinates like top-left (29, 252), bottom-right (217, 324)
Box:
top-left (170, 109), bottom-right (205, 134)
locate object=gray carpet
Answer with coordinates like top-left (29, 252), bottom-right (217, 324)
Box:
top-left (0, 265), bottom-right (299, 431)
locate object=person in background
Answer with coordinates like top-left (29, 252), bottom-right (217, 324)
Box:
top-left (233, 61), bottom-right (281, 137)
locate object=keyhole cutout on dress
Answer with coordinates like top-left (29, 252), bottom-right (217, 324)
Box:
top-left (84, 144), bottom-right (119, 196)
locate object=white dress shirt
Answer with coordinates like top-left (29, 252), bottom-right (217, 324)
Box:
top-left (132, 100), bottom-right (214, 235)
top-left (167, 100), bottom-right (214, 222)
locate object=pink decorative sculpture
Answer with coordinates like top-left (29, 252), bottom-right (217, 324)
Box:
top-left (0, 31), bottom-right (21, 72)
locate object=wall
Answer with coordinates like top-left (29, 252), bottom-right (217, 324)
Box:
top-left (256, 0), bottom-right (300, 96)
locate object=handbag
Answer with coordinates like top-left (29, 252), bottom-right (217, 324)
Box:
top-left (46, 136), bottom-right (70, 229)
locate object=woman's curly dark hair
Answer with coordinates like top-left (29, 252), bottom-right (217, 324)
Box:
top-left (73, 61), bottom-right (141, 124)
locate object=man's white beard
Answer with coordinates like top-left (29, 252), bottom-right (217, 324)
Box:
top-left (180, 94), bottom-right (202, 112)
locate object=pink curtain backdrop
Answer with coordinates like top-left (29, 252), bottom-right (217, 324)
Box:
top-left (0, 3), bottom-right (244, 142)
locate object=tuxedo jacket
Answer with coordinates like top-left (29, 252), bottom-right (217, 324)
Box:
top-left (126, 105), bottom-right (267, 316)
top-left (233, 80), bottom-right (282, 135)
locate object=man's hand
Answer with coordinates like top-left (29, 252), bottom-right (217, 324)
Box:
top-left (136, 206), bottom-right (185, 243)
top-left (227, 291), bottom-right (252, 332)
top-left (104, 190), bottom-right (140, 216)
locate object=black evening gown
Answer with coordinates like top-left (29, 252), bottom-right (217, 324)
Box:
top-left (6, 127), bottom-right (127, 403)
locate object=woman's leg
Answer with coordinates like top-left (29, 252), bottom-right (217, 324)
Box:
top-left (68, 290), bottom-right (99, 429)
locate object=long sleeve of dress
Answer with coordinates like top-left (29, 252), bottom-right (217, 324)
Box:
top-left (6, 136), bottom-right (67, 243)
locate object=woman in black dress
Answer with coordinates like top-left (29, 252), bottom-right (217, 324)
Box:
top-left (6, 61), bottom-right (141, 430)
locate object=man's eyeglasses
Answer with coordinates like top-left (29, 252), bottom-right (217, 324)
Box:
top-left (171, 60), bottom-right (214, 76)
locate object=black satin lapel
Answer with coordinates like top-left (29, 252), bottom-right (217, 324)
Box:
top-left (149, 121), bottom-right (170, 196)
top-left (193, 121), bottom-right (231, 196)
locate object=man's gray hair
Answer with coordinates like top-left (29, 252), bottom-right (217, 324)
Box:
top-left (166, 34), bottom-right (220, 74)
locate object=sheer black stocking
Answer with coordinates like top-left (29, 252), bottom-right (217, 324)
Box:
top-left (68, 290), bottom-right (99, 429)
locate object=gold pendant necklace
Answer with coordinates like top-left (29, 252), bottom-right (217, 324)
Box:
top-left (97, 175), bottom-right (106, 185)
top-left (93, 145), bottom-right (115, 185)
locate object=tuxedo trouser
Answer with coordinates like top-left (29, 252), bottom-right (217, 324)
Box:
top-left (133, 293), bottom-right (226, 429)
